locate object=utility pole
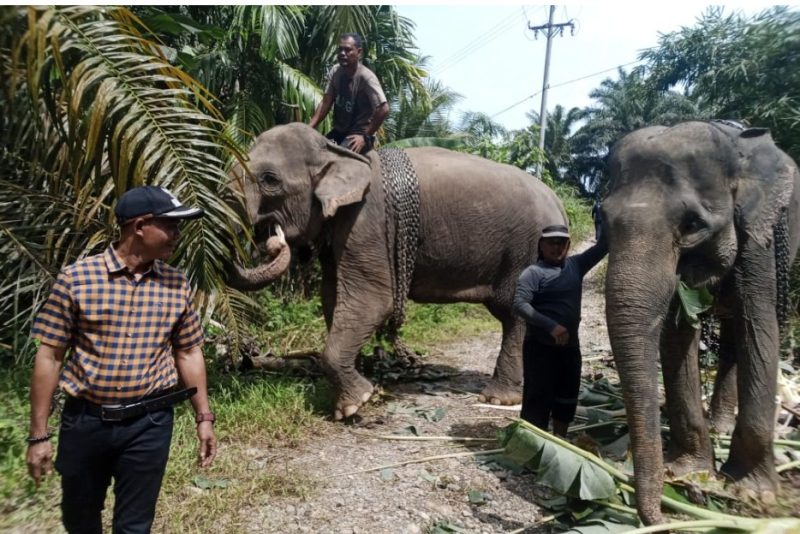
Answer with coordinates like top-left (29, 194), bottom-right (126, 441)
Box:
top-left (529, 6), bottom-right (574, 173)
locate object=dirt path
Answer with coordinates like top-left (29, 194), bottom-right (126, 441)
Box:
top-left (245, 249), bottom-right (610, 533)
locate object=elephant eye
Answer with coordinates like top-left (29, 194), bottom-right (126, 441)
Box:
top-left (680, 213), bottom-right (707, 235)
top-left (260, 171), bottom-right (281, 188)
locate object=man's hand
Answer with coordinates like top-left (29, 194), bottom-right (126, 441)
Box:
top-left (345, 134), bottom-right (365, 154)
top-left (550, 324), bottom-right (569, 346)
top-left (196, 421), bottom-right (217, 467)
top-left (26, 441), bottom-right (53, 486)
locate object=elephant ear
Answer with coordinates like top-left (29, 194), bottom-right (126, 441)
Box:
top-left (734, 128), bottom-right (796, 248)
top-left (313, 142), bottom-right (372, 219)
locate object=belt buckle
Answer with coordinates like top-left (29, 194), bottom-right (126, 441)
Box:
top-left (101, 404), bottom-right (125, 422)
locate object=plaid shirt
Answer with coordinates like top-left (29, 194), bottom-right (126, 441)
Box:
top-left (31, 246), bottom-right (204, 404)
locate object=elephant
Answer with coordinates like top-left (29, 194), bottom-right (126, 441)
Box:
top-left (227, 123), bottom-right (567, 420)
top-left (602, 120), bottom-right (800, 525)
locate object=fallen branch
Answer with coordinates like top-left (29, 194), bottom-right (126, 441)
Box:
top-left (777, 459), bottom-right (800, 473)
top-left (568, 420), bottom-right (627, 433)
top-left (325, 448), bottom-right (505, 479)
top-left (782, 402), bottom-right (800, 420)
top-left (506, 513), bottom-right (563, 534)
top-left (471, 403), bottom-right (521, 411)
top-left (714, 435), bottom-right (800, 449)
top-left (350, 432), bottom-right (496, 443)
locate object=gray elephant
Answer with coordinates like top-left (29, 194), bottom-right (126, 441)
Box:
top-left (603, 120), bottom-right (800, 524)
top-left (227, 123), bottom-right (567, 420)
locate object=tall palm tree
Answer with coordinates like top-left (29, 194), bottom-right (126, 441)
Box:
top-left (383, 78), bottom-right (462, 142)
top-left (526, 105), bottom-right (586, 189)
top-left (0, 6), bottom-right (246, 360)
top-left (570, 67), bottom-right (702, 193)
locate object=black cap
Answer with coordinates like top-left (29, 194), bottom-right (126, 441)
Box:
top-left (541, 224), bottom-right (570, 239)
top-left (115, 186), bottom-right (203, 224)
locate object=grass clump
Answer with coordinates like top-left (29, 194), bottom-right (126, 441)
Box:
top-left (400, 302), bottom-right (499, 350)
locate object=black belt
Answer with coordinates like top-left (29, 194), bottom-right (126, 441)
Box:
top-left (65, 387), bottom-right (197, 422)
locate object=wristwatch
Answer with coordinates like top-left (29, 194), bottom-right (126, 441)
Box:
top-left (195, 412), bottom-right (216, 424)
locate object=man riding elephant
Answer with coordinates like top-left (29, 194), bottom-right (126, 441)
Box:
top-left (227, 123), bottom-right (567, 421)
top-left (308, 32), bottom-right (389, 155)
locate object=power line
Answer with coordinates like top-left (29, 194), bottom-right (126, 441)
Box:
top-left (431, 7), bottom-right (526, 74)
top-left (432, 8), bottom-right (522, 72)
top-left (490, 59), bottom-right (643, 119)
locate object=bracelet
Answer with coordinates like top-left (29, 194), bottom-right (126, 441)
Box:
top-left (26, 432), bottom-right (53, 445)
top-left (195, 412), bottom-right (215, 424)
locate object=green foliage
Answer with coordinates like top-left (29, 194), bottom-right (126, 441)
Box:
top-left (249, 290), bottom-right (327, 355)
top-left (498, 421), bottom-right (617, 500)
top-left (399, 302), bottom-right (499, 350)
top-left (569, 66), bottom-right (704, 195)
top-left (0, 360), bottom-right (325, 531)
top-left (644, 6), bottom-right (800, 161)
top-left (0, 5), bottom-right (248, 362)
top-left (676, 280), bottom-right (714, 329)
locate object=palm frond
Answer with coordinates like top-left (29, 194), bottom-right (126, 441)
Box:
top-left (1, 6), bottom-right (248, 361)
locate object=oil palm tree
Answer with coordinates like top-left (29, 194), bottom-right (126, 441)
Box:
top-left (0, 5), bottom-right (247, 360)
top-left (570, 67), bottom-right (701, 193)
top-left (526, 105), bottom-right (586, 190)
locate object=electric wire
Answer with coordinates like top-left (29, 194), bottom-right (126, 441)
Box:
top-left (431, 7), bottom-right (527, 75)
top-left (490, 59), bottom-right (644, 118)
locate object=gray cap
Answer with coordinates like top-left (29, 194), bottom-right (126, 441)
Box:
top-left (541, 224), bottom-right (570, 239)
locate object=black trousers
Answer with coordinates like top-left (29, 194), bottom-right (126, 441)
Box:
top-left (325, 130), bottom-right (374, 154)
top-left (520, 336), bottom-right (582, 430)
top-left (55, 397), bottom-right (174, 534)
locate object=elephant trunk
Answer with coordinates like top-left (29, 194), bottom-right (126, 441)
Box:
top-left (605, 242), bottom-right (678, 525)
top-left (227, 232), bottom-right (291, 291)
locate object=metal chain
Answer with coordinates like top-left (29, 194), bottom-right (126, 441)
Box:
top-left (774, 208), bottom-right (790, 337)
top-left (379, 147), bottom-right (421, 334)
top-left (700, 208), bottom-right (790, 352)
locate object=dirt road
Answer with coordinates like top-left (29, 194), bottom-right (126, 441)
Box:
top-left (239, 252), bottom-right (611, 533)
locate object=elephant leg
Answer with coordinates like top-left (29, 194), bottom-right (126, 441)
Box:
top-left (477, 301), bottom-right (524, 405)
top-left (661, 301), bottom-right (713, 476)
top-left (321, 285), bottom-right (392, 421)
top-left (319, 255), bottom-right (337, 330)
top-left (709, 317), bottom-right (737, 434)
top-left (721, 240), bottom-right (779, 493)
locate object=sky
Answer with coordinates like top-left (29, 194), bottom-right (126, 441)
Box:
top-left (394, 3), bottom-right (783, 132)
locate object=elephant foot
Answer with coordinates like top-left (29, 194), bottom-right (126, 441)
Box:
top-left (477, 380), bottom-right (521, 405)
top-left (637, 505), bottom-right (664, 527)
top-left (720, 460), bottom-right (778, 494)
top-left (665, 454), bottom-right (713, 478)
top-left (333, 375), bottom-right (374, 421)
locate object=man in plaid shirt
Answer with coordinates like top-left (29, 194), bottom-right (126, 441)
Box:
top-left (26, 185), bottom-right (217, 533)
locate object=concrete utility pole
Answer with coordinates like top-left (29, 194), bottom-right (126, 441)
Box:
top-left (529, 6), bottom-right (574, 167)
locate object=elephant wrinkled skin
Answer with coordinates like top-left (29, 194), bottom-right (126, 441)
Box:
top-left (227, 123), bottom-right (566, 420)
top-left (603, 121), bottom-right (800, 525)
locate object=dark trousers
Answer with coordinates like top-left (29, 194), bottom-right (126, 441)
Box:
top-left (520, 336), bottom-right (582, 429)
top-left (55, 397), bottom-right (174, 534)
top-left (325, 130), bottom-right (374, 154)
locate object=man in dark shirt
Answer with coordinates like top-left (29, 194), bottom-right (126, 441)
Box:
top-left (308, 32), bottom-right (389, 154)
top-left (513, 224), bottom-right (607, 436)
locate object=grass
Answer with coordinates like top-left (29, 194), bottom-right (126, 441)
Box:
top-left (1, 197), bottom-right (595, 530)
top-left (0, 298), bottom-right (502, 532)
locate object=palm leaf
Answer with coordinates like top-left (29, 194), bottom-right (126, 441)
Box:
top-left (1, 6), bottom-right (248, 361)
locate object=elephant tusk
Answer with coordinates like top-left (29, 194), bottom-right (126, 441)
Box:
top-left (275, 224), bottom-right (286, 245)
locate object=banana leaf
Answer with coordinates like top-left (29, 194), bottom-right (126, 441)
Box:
top-left (498, 421), bottom-right (617, 500)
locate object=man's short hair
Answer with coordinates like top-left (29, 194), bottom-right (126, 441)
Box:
top-left (340, 32), bottom-right (364, 49)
